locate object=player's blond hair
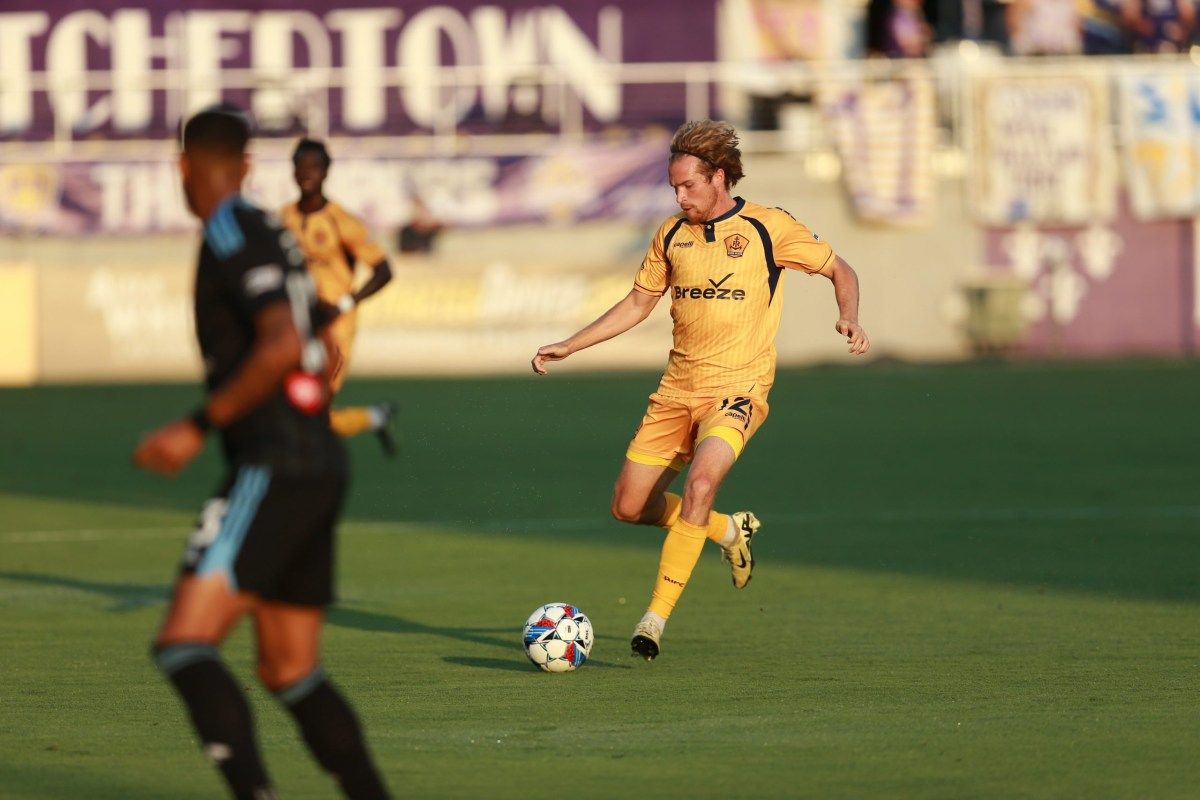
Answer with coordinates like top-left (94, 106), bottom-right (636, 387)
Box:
top-left (669, 120), bottom-right (744, 189)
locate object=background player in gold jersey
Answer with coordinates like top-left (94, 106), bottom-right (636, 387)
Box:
top-left (531, 120), bottom-right (870, 660)
top-left (281, 139), bottom-right (397, 455)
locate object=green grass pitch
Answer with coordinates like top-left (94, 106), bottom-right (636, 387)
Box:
top-left (1, 361), bottom-right (1197, 799)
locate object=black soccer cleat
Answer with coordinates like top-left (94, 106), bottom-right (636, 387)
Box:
top-left (630, 635), bottom-right (660, 661)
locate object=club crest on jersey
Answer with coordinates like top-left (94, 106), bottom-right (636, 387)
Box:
top-left (724, 233), bottom-right (749, 258)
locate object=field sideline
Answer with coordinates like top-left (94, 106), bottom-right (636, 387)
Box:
top-left (1, 361), bottom-right (1197, 799)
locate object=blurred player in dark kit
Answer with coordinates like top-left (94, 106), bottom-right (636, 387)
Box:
top-left (134, 104), bottom-right (390, 800)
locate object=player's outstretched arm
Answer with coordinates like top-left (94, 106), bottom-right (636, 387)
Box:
top-left (531, 288), bottom-right (659, 375)
top-left (826, 255), bottom-right (870, 356)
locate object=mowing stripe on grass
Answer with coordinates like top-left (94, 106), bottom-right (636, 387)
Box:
top-left (3, 504), bottom-right (1198, 544)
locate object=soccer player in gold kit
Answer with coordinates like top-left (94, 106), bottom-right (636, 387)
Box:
top-left (532, 121), bottom-right (870, 660)
top-left (281, 139), bottom-right (397, 455)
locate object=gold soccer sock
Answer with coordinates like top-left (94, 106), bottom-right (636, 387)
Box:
top-left (329, 407), bottom-right (374, 438)
top-left (707, 511), bottom-right (736, 547)
top-left (657, 493), bottom-right (734, 545)
top-left (648, 518), bottom-right (708, 619)
top-left (657, 493), bottom-right (735, 545)
top-left (655, 492), bottom-right (683, 528)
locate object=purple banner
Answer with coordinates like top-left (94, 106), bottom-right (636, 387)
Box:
top-left (0, 1), bottom-right (716, 141)
top-left (0, 136), bottom-right (679, 235)
top-left (982, 194), bottom-right (1195, 356)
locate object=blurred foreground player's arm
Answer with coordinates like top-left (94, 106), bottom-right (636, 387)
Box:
top-left (132, 302), bottom-right (304, 476)
top-left (133, 190), bottom-right (324, 477)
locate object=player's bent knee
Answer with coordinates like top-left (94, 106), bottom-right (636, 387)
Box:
top-left (684, 475), bottom-right (718, 506)
top-left (610, 496), bottom-right (645, 524)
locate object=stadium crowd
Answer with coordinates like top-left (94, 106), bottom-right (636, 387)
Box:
top-left (868, 0), bottom-right (1197, 58)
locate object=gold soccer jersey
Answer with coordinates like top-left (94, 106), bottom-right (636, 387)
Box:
top-left (633, 197), bottom-right (834, 399)
top-left (279, 200), bottom-right (386, 304)
top-left (280, 200), bottom-right (387, 391)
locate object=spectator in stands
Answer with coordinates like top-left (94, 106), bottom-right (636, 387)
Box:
top-left (1124, 0), bottom-right (1195, 52)
top-left (1083, 0), bottom-right (1136, 54)
top-left (1007, 0), bottom-right (1084, 55)
top-left (397, 196), bottom-right (444, 255)
top-left (868, 0), bottom-right (933, 58)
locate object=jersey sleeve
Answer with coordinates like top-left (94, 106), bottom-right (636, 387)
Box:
top-left (225, 214), bottom-right (302, 315)
top-left (331, 205), bottom-right (387, 267)
top-left (775, 215), bottom-right (835, 276)
top-left (633, 218), bottom-right (676, 295)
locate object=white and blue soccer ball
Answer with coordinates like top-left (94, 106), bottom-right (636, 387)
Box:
top-left (522, 603), bottom-right (593, 673)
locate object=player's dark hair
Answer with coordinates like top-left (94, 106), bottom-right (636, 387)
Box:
top-left (293, 138), bottom-right (332, 169)
top-left (669, 120), bottom-right (744, 189)
top-left (180, 103), bottom-right (251, 158)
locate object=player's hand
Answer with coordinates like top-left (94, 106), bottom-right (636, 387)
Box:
top-left (531, 341), bottom-right (571, 375)
top-left (836, 320), bottom-right (870, 356)
top-left (133, 419), bottom-right (206, 476)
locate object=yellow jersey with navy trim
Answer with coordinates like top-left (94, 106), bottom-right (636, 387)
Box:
top-left (633, 197), bottom-right (834, 399)
top-left (279, 200), bottom-right (387, 304)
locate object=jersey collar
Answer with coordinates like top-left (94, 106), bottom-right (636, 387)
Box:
top-left (204, 193), bottom-right (246, 259)
top-left (699, 197), bottom-right (745, 242)
top-left (204, 193), bottom-right (243, 230)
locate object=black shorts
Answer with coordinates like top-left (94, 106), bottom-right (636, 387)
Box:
top-left (180, 465), bottom-right (346, 606)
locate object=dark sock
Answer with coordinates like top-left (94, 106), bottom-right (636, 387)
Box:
top-left (276, 667), bottom-right (390, 800)
top-left (153, 643), bottom-right (276, 800)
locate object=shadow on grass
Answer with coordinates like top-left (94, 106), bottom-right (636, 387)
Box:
top-left (0, 572), bottom-right (541, 653)
top-left (0, 756), bottom-right (219, 800)
top-left (443, 655), bottom-right (632, 673)
top-left (327, 607), bottom-right (515, 652)
top-left (442, 656), bottom-right (532, 673)
top-left (0, 571), bottom-right (166, 611)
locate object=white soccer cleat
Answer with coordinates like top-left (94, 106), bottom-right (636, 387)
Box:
top-left (722, 511), bottom-right (761, 589)
top-left (630, 614), bottom-right (665, 661)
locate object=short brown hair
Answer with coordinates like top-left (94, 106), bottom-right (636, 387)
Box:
top-left (669, 120), bottom-right (744, 189)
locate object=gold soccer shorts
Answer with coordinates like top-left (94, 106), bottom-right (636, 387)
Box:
top-left (625, 392), bottom-right (769, 470)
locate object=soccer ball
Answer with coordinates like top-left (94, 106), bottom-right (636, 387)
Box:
top-left (522, 603), bottom-right (593, 673)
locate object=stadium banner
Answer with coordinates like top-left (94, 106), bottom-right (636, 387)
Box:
top-left (37, 263), bottom-right (200, 382)
top-left (352, 264), bottom-right (672, 376)
top-left (0, 1), bottom-right (717, 141)
top-left (970, 73), bottom-right (1116, 226)
top-left (1118, 68), bottom-right (1200, 220)
top-left (980, 196), bottom-right (1193, 356)
top-left (31, 260), bottom-right (672, 382)
top-left (0, 136), bottom-right (678, 235)
top-left (819, 72), bottom-right (936, 225)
